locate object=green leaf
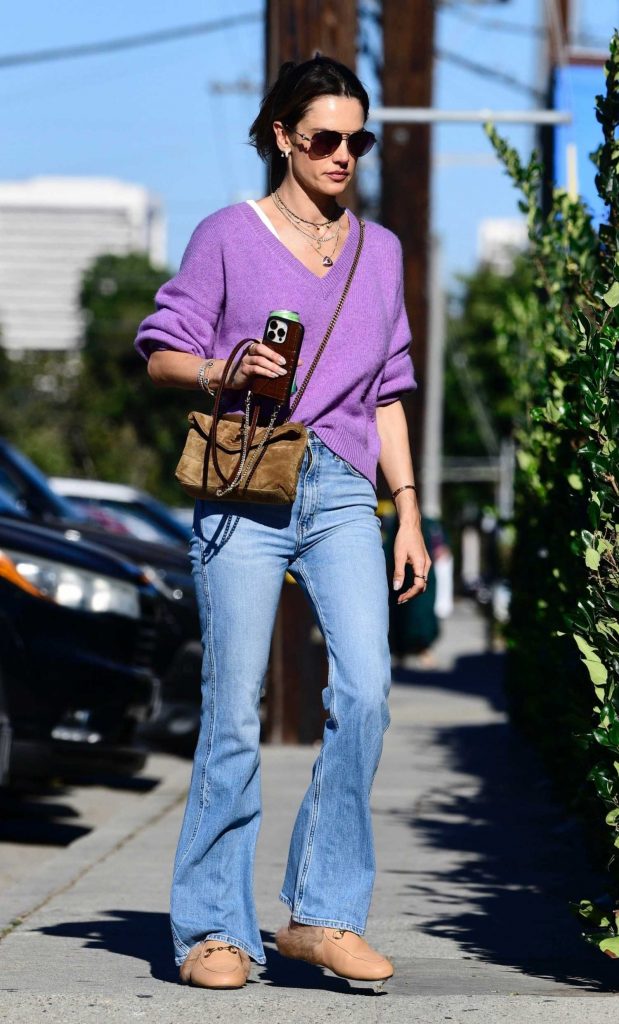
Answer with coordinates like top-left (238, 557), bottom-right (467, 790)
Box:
top-left (574, 635), bottom-right (609, 686)
top-left (600, 937), bottom-right (619, 958)
top-left (586, 547), bottom-right (602, 570)
top-left (568, 472), bottom-right (584, 490)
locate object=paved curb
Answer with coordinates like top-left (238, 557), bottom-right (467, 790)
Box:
top-left (0, 756), bottom-right (190, 940)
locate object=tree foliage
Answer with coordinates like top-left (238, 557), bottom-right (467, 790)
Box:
top-left (485, 32), bottom-right (619, 956)
top-left (445, 260), bottom-right (531, 459)
top-left (75, 252), bottom-right (195, 500)
top-left (0, 252), bottom-right (195, 506)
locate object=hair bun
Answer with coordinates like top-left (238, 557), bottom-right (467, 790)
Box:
top-left (277, 61), bottom-right (297, 81)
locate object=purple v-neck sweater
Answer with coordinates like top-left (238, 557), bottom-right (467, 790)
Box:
top-left (134, 202), bottom-right (416, 485)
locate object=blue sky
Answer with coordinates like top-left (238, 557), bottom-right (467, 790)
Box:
top-left (1, 1), bottom-right (617, 286)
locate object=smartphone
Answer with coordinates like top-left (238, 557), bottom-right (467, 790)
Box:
top-left (250, 310), bottom-right (305, 404)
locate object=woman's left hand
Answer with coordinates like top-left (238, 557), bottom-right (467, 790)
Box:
top-left (392, 523), bottom-right (432, 604)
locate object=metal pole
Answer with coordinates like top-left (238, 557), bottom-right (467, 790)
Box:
top-left (421, 235), bottom-right (445, 520)
top-left (369, 107), bottom-right (571, 125)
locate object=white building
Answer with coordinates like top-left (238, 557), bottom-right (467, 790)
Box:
top-left (0, 177), bottom-right (166, 352)
top-left (477, 218), bottom-right (528, 275)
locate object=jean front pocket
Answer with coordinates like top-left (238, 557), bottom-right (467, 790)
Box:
top-left (332, 452), bottom-right (366, 479)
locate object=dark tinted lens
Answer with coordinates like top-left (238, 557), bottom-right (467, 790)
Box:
top-left (310, 130), bottom-right (342, 157)
top-left (348, 130), bottom-right (375, 158)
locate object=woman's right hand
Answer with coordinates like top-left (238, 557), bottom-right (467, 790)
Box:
top-left (226, 341), bottom-right (289, 391)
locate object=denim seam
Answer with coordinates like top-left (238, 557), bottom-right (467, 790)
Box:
top-left (295, 747), bottom-right (324, 909)
top-left (295, 442), bottom-right (320, 552)
top-left (296, 562), bottom-right (338, 729)
top-left (172, 536), bottom-right (217, 876)
top-left (289, 561), bottom-right (336, 913)
top-left (171, 921), bottom-right (190, 960)
top-left (278, 893), bottom-right (365, 936)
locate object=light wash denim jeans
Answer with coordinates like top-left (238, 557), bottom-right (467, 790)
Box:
top-left (170, 429), bottom-right (392, 966)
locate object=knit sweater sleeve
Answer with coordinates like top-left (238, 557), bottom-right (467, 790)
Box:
top-left (134, 215), bottom-right (224, 361)
top-left (376, 236), bottom-right (417, 406)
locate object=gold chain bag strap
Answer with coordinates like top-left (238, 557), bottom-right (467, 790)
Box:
top-left (175, 219), bottom-right (365, 504)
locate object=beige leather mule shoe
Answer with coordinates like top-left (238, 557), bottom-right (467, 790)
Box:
top-left (179, 939), bottom-right (251, 988)
top-left (275, 918), bottom-right (394, 983)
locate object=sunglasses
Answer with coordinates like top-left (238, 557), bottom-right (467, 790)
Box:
top-left (287, 127), bottom-right (376, 160)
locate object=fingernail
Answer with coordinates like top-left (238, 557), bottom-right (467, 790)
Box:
top-left (393, 579), bottom-right (402, 591)
top-left (279, 357), bottom-right (286, 365)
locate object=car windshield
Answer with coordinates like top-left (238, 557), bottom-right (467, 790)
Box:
top-left (67, 495), bottom-right (189, 545)
top-left (0, 483), bottom-right (26, 517)
top-left (0, 442), bottom-right (85, 522)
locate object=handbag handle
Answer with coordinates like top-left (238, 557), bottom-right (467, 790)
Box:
top-left (284, 218), bottom-right (365, 422)
top-left (209, 336), bottom-right (258, 487)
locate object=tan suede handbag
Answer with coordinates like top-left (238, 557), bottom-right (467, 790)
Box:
top-left (175, 220), bottom-right (365, 505)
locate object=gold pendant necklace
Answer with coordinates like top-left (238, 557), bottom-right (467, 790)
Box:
top-left (271, 191), bottom-right (341, 266)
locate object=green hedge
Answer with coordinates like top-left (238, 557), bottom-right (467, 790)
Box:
top-left (486, 33), bottom-right (619, 956)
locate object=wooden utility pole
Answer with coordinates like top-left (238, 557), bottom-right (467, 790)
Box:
top-left (548, 0), bottom-right (570, 64)
top-left (265, 0), bottom-right (359, 211)
top-left (263, 0), bottom-right (359, 743)
top-left (266, 0), bottom-right (357, 80)
top-left (381, 0), bottom-right (436, 491)
top-left (540, 0), bottom-right (570, 212)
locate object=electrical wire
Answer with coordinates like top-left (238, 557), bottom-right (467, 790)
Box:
top-left (441, 3), bottom-right (545, 39)
top-left (436, 46), bottom-right (545, 102)
top-left (0, 13), bottom-right (263, 70)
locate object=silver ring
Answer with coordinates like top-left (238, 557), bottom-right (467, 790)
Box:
top-left (414, 574), bottom-right (427, 581)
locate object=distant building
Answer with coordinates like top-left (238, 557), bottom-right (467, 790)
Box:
top-left (477, 218), bottom-right (528, 275)
top-left (0, 177), bottom-right (165, 352)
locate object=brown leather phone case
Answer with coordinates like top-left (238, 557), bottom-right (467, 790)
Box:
top-left (250, 314), bottom-right (305, 404)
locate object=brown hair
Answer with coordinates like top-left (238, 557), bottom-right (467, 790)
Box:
top-left (249, 53), bottom-right (370, 191)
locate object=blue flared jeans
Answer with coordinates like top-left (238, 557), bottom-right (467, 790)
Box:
top-left (170, 429), bottom-right (392, 966)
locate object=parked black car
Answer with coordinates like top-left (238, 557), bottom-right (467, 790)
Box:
top-left (0, 513), bottom-right (161, 784)
top-left (0, 440), bottom-right (202, 748)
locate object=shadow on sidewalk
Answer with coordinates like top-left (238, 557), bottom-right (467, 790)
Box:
top-left (392, 652), bottom-right (619, 993)
top-left (37, 911), bottom-right (178, 983)
top-left (35, 914), bottom-right (385, 994)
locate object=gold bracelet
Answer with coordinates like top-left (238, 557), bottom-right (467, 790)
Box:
top-left (391, 484), bottom-right (417, 501)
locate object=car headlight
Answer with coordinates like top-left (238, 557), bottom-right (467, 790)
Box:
top-left (0, 548), bottom-right (141, 619)
top-left (140, 564), bottom-right (185, 601)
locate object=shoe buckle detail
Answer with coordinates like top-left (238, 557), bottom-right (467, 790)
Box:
top-left (202, 944), bottom-right (240, 959)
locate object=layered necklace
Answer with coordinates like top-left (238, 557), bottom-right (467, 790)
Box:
top-left (271, 188), bottom-right (344, 267)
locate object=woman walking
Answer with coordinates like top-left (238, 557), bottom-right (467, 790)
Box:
top-left (135, 54), bottom-right (430, 990)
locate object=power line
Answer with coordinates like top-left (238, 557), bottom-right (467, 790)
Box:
top-left (436, 46), bottom-right (545, 101)
top-left (443, 4), bottom-right (546, 38)
top-left (0, 13), bottom-right (263, 70)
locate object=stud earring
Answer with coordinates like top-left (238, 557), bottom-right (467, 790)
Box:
top-left (280, 150), bottom-right (290, 158)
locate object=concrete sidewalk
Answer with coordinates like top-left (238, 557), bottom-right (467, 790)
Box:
top-left (1, 601), bottom-right (619, 1022)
